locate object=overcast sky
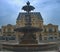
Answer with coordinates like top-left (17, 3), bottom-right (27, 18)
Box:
top-left (0, 0), bottom-right (60, 29)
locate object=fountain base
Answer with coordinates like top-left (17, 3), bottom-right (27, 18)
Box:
top-left (20, 39), bottom-right (38, 44)
top-left (2, 43), bottom-right (58, 51)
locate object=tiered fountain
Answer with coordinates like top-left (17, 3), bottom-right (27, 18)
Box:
top-left (14, 1), bottom-right (42, 44)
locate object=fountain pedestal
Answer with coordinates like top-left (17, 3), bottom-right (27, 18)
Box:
top-left (14, 26), bottom-right (41, 44)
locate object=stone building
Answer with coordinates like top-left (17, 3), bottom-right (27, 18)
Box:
top-left (0, 12), bottom-right (59, 43)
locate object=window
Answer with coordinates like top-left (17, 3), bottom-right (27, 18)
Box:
top-left (55, 37), bottom-right (57, 39)
top-left (39, 34), bottom-right (42, 40)
top-left (48, 37), bottom-right (53, 40)
top-left (59, 34), bottom-right (60, 37)
top-left (54, 29), bottom-right (56, 32)
top-left (3, 29), bottom-right (5, 33)
top-left (9, 36), bottom-right (15, 40)
top-left (48, 28), bottom-right (53, 32)
top-left (8, 34), bottom-right (11, 36)
top-left (44, 28), bottom-right (46, 32)
top-left (0, 36), bottom-right (3, 40)
top-left (6, 37), bottom-right (9, 41)
top-left (8, 28), bottom-right (11, 32)
top-left (44, 37), bottom-right (47, 40)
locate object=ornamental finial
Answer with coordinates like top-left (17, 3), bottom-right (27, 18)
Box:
top-left (22, 1), bottom-right (35, 13)
top-left (27, 1), bottom-right (30, 6)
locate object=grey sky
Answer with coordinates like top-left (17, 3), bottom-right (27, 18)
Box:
top-left (0, 0), bottom-right (60, 29)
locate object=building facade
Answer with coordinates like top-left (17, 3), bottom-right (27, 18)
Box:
top-left (0, 2), bottom-right (60, 43)
top-left (0, 12), bottom-right (59, 43)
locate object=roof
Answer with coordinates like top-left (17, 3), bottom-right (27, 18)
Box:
top-left (17, 12), bottom-right (43, 21)
top-left (7, 24), bottom-right (12, 26)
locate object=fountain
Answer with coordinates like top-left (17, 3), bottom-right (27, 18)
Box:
top-left (14, 1), bottom-right (42, 44)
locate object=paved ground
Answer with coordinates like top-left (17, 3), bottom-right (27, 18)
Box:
top-left (0, 40), bottom-right (60, 52)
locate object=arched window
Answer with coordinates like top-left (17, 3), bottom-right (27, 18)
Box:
top-left (8, 28), bottom-right (11, 32)
top-left (48, 28), bottom-right (53, 32)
